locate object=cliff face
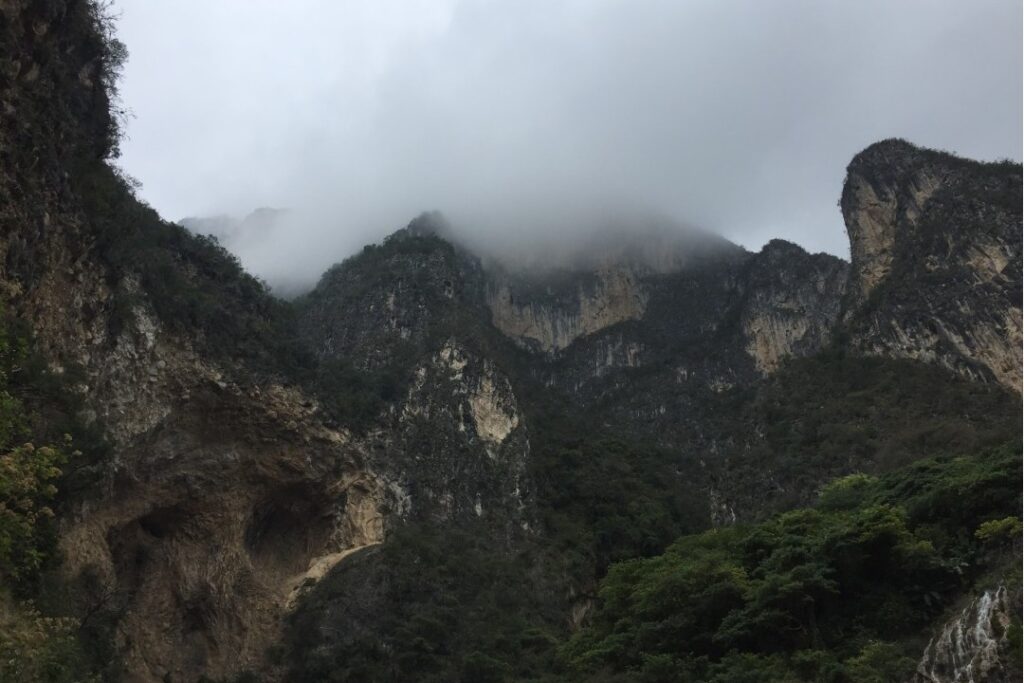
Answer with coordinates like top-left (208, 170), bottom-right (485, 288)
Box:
top-left (739, 239), bottom-right (849, 373)
top-left (296, 222), bottom-right (532, 527)
top-left (0, 4), bottom-right (392, 680)
top-left (486, 266), bottom-right (649, 354)
top-left (59, 381), bottom-right (390, 680)
top-left (486, 236), bottom-right (848, 407)
top-left (841, 139), bottom-right (1022, 390)
top-left (1, 4), bottom-right (1021, 681)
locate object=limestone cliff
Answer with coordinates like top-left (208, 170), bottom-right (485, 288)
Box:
top-left (295, 221), bottom-right (532, 527)
top-left (0, 4), bottom-right (394, 679)
top-left (486, 266), bottom-right (648, 354)
top-left (738, 239), bottom-right (849, 373)
top-left (1, 3), bottom-right (1021, 680)
top-left (841, 139), bottom-right (1022, 391)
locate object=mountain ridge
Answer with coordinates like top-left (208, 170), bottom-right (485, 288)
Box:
top-left (0, 3), bottom-right (1020, 682)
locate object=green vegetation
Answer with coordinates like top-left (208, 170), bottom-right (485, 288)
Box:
top-left (0, 440), bottom-right (66, 583)
top-left (563, 444), bottom-right (1022, 682)
top-left (285, 433), bottom-right (1021, 683)
top-left (0, 603), bottom-right (99, 683)
top-left (286, 524), bottom-right (563, 683)
top-left (525, 388), bottom-right (711, 580)
top-left (709, 351), bottom-right (1019, 517)
top-left (285, 405), bottom-right (712, 682)
top-left (0, 311), bottom-right (70, 589)
top-left (283, 349), bottom-right (1021, 683)
top-left (0, 312), bottom-right (112, 681)
top-left (4, 8), bottom-right (1022, 681)
top-left (76, 163), bottom-right (314, 380)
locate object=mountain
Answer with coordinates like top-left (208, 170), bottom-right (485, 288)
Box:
top-left (179, 209), bottom-right (316, 299)
top-left (0, 2), bottom-right (1020, 682)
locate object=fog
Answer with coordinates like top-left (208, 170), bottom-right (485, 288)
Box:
top-left (112, 0), bottom-right (1022, 293)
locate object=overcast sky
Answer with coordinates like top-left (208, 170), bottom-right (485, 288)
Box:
top-left (111, 0), bottom-right (1022, 287)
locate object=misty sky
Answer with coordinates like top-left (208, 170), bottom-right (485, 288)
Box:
top-left (111, 0), bottom-right (1022, 286)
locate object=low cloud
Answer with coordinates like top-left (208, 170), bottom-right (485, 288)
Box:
top-left (114, 0), bottom-right (1022, 292)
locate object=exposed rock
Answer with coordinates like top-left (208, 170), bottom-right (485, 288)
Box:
top-left (57, 379), bottom-right (393, 681)
top-left (841, 139), bottom-right (1022, 391)
top-left (487, 266), bottom-right (648, 353)
top-left (739, 239), bottom-right (848, 373)
top-left (467, 362), bottom-right (520, 447)
top-left (843, 145), bottom-right (944, 304)
top-left (915, 585), bottom-right (1021, 683)
top-left (1, 5), bottom-right (1021, 678)
top-left (381, 338), bottom-right (530, 523)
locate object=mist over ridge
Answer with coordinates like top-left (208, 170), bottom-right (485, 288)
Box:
top-left (181, 203), bottom-right (761, 296)
top-left (112, 0), bottom-right (1022, 294)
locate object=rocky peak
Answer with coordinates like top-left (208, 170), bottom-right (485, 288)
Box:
top-left (480, 224), bottom-right (746, 354)
top-left (398, 210), bottom-right (452, 239)
top-left (840, 139), bottom-right (1022, 390)
top-left (0, 3), bottom-right (1019, 677)
top-left (739, 239), bottom-right (848, 373)
top-left (297, 216), bottom-right (486, 369)
top-left (842, 139), bottom-right (953, 304)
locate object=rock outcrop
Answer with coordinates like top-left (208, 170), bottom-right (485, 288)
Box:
top-left (915, 585), bottom-right (1021, 683)
top-left (59, 380), bottom-right (391, 680)
top-left (0, 4), bottom-right (394, 679)
top-left (739, 239), bottom-right (848, 373)
top-left (486, 266), bottom-right (648, 354)
top-left (295, 223), bottom-right (532, 527)
top-left (1, 3), bottom-right (1021, 679)
top-left (841, 139), bottom-right (1022, 391)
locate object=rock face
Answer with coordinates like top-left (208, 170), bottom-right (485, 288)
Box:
top-left (486, 266), bottom-right (649, 354)
top-left (298, 217), bottom-right (487, 370)
top-left (915, 585), bottom-right (1021, 683)
top-left (841, 139), bottom-right (1023, 390)
top-left (0, 4), bottom-right (393, 679)
top-left (488, 236), bottom-right (849, 402)
top-left (295, 221), bottom-right (532, 527)
top-left (739, 240), bottom-right (849, 373)
top-left (59, 382), bottom-right (391, 680)
top-left (379, 338), bottom-right (530, 525)
top-left (1, 4), bottom-right (1021, 680)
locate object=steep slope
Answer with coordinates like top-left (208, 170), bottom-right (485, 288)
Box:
top-left (282, 160), bottom-right (1019, 681)
top-left (296, 216), bottom-right (533, 526)
top-left (1, 3), bottom-right (391, 680)
top-left (483, 234), bottom-right (849, 402)
top-left (562, 444), bottom-right (1022, 683)
top-left (841, 138), bottom-right (1022, 390)
top-left (0, 2), bottom-right (1020, 682)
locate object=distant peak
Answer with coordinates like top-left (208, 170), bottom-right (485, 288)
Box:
top-left (760, 238), bottom-right (803, 254)
top-left (401, 211), bottom-right (452, 239)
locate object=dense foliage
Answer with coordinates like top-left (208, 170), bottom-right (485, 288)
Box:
top-left (0, 313), bottom-right (66, 585)
top-left (75, 163), bottom-right (314, 380)
top-left (282, 349), bottom-right (1022, 683)
top-left (286, 524), bottom-right (564, 683)
top-left (709, 351), bottom-right (1019, 517)
top-left (0, 312), bottom-right (112, 682)
top-left (3, 6), bottom-right (1021, 681)
top-left (563, 443), bottom-right (1022, 682)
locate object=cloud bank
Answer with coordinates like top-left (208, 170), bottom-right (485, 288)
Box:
top-left (112, 0), bottom-right (1022, 290)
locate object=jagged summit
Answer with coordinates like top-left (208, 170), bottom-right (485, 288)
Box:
top-left (844, 137), bottom-right (1017, 180)
top-left (394, 210), bottom-right (452, 239)
top-left (0, 3), bottom-right (1019, 680)
top-left (840, 138), bottom-right (1022, 388)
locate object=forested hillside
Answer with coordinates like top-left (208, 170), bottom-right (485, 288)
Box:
top-left (0, 2), bottom-right (1020, 682)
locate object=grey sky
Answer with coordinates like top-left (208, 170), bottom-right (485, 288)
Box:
top-left (112, 0), bottom-right (1022, 287)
